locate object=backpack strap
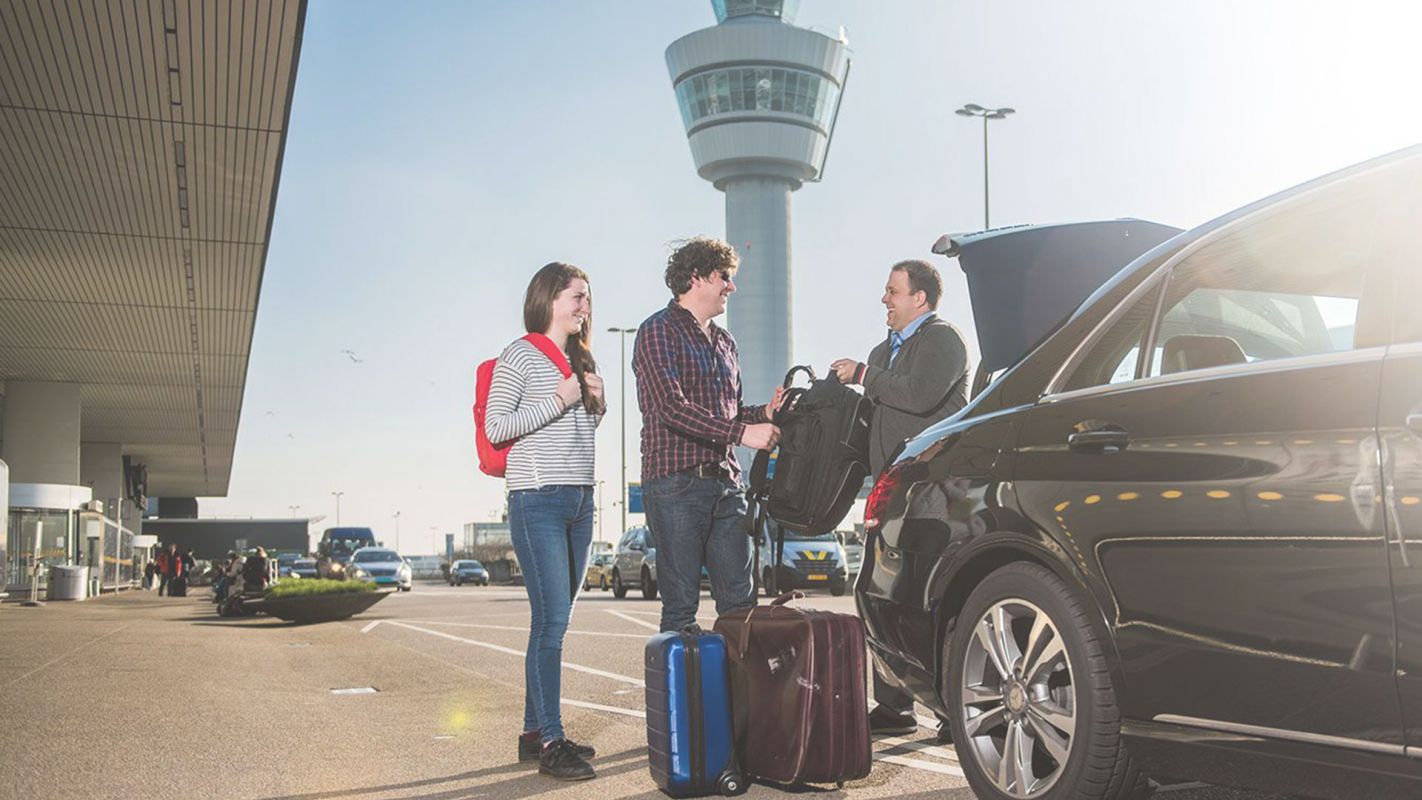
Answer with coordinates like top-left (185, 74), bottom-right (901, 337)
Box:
top-left (521, 333), bottom-right (573, 378)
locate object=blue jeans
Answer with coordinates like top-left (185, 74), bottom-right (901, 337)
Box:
top-left (643, 471), bottom-right (755, 632)
top-left (509, 484), bottom-right (594, 744)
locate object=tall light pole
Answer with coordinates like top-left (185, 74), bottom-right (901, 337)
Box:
top-left (607, 326), bottom-right (636, 536)
top-left (330, 491), bottom-right (344, 526)
top-left (393, 511), bottom-right (401, 552)
top-left (955, 103), bottom-right (1015, 229)
top-left (288, 504), bottom-right (300, 518)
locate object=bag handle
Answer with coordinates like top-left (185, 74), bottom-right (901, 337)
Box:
top-left (782, 365), bottom-right (815, 389)
top-left (734, 590), bottom-right (804, 657)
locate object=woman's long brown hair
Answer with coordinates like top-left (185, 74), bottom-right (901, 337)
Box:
top-left (523, 262), bottom-right (604, 416)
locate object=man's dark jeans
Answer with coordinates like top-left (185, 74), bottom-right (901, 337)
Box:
top-left (643, 470), bottom-right (755, 632)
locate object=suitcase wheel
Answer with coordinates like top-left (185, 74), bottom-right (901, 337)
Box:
top-left (717, 772), bottom-right (747, 796)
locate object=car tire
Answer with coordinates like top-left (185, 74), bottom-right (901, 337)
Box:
top-left (600, 575), bottom-right (609, 592)
top-left (945, 562), bottom-right (1147, 800)
top-left (641, 568), bottom-right (658, 600)
top-left (830, 584), bottom-right (846, 597)
top-left (612, 569), bottom-right (628, 599)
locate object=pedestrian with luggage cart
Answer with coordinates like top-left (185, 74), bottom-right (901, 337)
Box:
top-left (830, 258), bottom-right (969, 742)
top-left (483, 262), bottom-right (605, 781)
top-left (632, 237), bottom-right (784, 634)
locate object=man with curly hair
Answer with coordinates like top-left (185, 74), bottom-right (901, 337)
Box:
top-left (633, 237), bottom-right (784, 632)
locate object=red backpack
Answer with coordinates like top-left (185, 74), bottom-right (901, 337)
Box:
top-left (474, 333), bottom-right (573, 478)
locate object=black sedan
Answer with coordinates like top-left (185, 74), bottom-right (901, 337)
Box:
top-left (857, 144), bottom-right (1422, 800)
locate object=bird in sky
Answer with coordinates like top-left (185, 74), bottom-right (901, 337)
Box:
top-left (341, 349), bottom-right (364, 363)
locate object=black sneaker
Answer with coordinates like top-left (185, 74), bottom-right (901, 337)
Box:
top-left (868, 705), bottom-right (918, 736)
top-left (518, 732), bottom-right (595, 762)
top-left (539, 739), bottom-right (596, 781)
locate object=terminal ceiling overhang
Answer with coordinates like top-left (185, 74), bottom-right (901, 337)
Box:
top-left (0, 0), bottom-right (307, 497)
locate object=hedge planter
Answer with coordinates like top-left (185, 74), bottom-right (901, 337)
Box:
top-left (256, 580), bottom-right (392, 623)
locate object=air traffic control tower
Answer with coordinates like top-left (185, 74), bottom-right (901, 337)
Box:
top-left (666, 0), bottom-right (850, 408)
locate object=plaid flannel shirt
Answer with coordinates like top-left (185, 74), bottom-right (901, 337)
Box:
top-left (633, 301), bottom-right (767, 482)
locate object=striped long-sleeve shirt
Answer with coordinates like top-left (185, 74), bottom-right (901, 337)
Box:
top-left (484, 338), bottom-right (600, 491)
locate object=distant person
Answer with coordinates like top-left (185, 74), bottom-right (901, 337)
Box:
top-left (830, 258), bottom-right (969, 742)
top-left (632, 237), bottom-right (784, 634)
top-left (483, 262), bottom-right (605, 781)
top-left (242, 547), bottom-right (269, 593)
top-left (143, 559), bottom-right (156, 590)
top-left (182, 549), bottom-right (196, 574)
top-left (158, 543), bottom-right (183, 597)
top-left (155, 544), bottom-right (172, 595)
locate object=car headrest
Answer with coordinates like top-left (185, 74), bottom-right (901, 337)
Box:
top-left (1159, 334), bottom-right (1247, 374)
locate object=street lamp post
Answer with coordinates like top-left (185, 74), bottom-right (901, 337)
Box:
top-left (607, 326), bottom-right (636, 536)
top-left (393, 511), bottom-right (401, 552)
top-left (288, 504), bottom-right (300, 519)
top-left (330, 491), bottom-right (344, 526)
top-left (955, 103), bottom-right (1016, 229)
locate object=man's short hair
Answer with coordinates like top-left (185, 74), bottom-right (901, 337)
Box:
top-left (892, 259), bottom-right (943, 310)
top-left (665, 237), bottom-right (739, 296)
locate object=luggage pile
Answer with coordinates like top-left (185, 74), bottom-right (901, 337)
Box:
top-left (644, 592), bottom-right (871, 796)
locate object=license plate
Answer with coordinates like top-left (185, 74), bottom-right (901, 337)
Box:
top-left (806, 574), bottom-right (828, 581)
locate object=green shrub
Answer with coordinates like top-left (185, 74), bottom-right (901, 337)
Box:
top-left (266, 579), bottom-right (378, 599)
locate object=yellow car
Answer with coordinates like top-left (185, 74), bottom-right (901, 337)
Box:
top-left (582, 552), bottom-right (614, 592)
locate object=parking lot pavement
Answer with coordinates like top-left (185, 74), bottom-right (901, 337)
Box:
top-left (0, 581), bottom-right (1284, 800)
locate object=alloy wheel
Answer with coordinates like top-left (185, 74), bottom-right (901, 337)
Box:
top-left (960, 598), bottom-right (1076, 798)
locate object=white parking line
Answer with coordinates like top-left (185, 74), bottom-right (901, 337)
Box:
top-left (401, 620), bottom-right (649, 640)
top-left (874, 752), bottom-right (965, 777)
top-left (604, 609), bottom-right (661, 632)
top-left (384, 621), bottom-right (645, 687)
top-left (875, 734), bottom-right (959, 763)
top-left (563, 699), bottom-right (647, 719)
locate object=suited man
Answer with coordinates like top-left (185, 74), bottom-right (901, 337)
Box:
top-left (831, 258), bottom-right (969, 740)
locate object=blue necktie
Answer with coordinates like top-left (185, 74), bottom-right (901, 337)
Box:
top-left (889, 331), bottom-right (904, 365)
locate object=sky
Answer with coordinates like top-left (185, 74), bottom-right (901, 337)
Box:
top-left (198, 0), bottom-right (1422, 553)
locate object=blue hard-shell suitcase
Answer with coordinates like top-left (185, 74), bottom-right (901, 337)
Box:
top-left (645, 629), bottom-right (746, 797)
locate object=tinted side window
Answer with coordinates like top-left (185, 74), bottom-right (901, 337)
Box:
top-left (1062, 283), bottom-right (1162, 391)
top-left (1147, 176), bottom-right (1387, 378)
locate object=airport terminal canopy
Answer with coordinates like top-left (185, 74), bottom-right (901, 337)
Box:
top-left (0, 0), bottom-right (306, 497)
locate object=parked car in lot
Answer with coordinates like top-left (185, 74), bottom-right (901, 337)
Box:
top-left (583, 552), bottom-right (613, 591)
top-left (347, 547), bottom-right (412, 591)
top-left (857, 145), bottom-right (1422, 800)
top-left (611, 526), bottom-right (657, 599)
top-left (448, 560), bottom-right (489, 586)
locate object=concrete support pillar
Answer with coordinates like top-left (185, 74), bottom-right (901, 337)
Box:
top-left (1, 382), bottom-right (82, 485)
top-left (81, 442), bottom-right (124, 509)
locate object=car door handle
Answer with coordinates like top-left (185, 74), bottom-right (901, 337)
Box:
top-left (1068, 429), bottom-right (1130, 452)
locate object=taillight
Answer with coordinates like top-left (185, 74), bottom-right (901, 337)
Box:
top-left (863, 465), bottom-right (904, 530)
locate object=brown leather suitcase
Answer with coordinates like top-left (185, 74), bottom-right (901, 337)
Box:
top-left (713, 592), bottom-right (871, 786)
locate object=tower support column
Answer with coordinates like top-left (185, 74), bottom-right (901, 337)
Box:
top-left (724, 176), bottom-right (794, 410)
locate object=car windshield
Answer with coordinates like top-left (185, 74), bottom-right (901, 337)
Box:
top-left (353, 550), bottom-right (398, 563)
top-left (468, 561), bottom-right (483, 569)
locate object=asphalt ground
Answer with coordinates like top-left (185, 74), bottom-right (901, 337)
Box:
top-left (0, 581), bottom-right (1289, 800)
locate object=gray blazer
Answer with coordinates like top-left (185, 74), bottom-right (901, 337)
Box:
top-left (861, 316), bottom-right (970, 476)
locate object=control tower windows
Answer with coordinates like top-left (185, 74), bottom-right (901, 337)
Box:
top-left (675, 67), bottom-right (841, 132)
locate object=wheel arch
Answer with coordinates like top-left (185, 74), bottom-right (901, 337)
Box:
top-left (929, 536), bottom-right (1127, 713)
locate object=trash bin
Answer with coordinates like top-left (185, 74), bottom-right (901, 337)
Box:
top-left (47, 565), bottom-right (89, 601)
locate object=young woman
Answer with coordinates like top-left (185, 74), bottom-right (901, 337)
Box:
top-left (484, 262), bottom-right (605, 781)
